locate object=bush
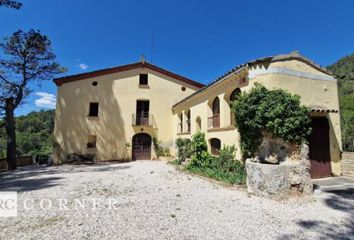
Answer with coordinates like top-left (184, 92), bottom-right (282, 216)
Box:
top-left (164, 148), bottom-right (171, 157)
top-left (232, 84), bottom-right (311, 159)
top-left (169, 159), bottom-right (182, 165)
top-left (175, 137), bottom-right (193, 162)
top-left (186, 132), bottom-right (246, 185)
top-left (188, 132), bottom-right (210, 168)
top-left (153, 138), bottom-right (171, 158)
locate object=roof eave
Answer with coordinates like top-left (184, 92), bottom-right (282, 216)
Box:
top-left (53, 62), bottom-right (204, 88)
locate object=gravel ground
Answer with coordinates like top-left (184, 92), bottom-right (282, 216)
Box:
top-left (0, 160), bottom-right (353, 240)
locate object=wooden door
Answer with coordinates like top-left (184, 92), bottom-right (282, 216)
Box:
top-left (132, 133), bottom-right (152, 160)
top-left (309, 117), bottom-right (332, 178)
top-left (136, 100), bottom-right (150, 125)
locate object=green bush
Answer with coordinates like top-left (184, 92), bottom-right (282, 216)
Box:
top-left (186, 132), bottom-right (246, 185)
top-left (153, 137), bottom-right (170, 157)
top-left (175, 137), bottom-right (193, 162)
top-left (188, 132), bottom-right (210, 167)
top-left (164, 148), bottom-right (171, 157)
top-left (169, 159), bottom-right (181, 165)
top-left (232, 84), bottom-right (312, 159)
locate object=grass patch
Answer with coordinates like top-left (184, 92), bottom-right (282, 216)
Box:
top-left (186, 165), bottom-right (246, 185)
top-left (168, 159), bottom-right (181, 166)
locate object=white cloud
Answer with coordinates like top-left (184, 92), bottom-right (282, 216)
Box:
top-left (34, 92), bottom-right (56, 109)
top-left (79, 63), bottom-right (88, 70)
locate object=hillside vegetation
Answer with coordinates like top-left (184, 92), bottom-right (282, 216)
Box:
top-left (0, 110), bottom-right (55, 158)
top-left (327, 53), bottom-right (354, 151)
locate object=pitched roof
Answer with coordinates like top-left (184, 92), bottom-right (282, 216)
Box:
top-left (53, 61), bottom-right (205, 88)
top-left (172, 51), bottom-right (334, 109)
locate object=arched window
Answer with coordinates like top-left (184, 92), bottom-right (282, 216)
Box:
top-left (210, 138), bottom-right (221, 155)
top-left (230, 88), bottom-right (241, 102)
top-left (229, 88), bottom-right (241, 125)
top-left (209, 97), bottom-right (220, 128)
top-left (212, 97), bottom-right (220, 115)
top-left (196, 117), bottom-right (201, 132)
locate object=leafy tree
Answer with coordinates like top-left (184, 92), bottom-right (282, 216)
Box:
top-left (0, 110), bottom-right (55, 159)
top-left (232, 84), bottom-right (312, 159)
top-left (327, 53), bottom-right (354, 151)
top-left (0, 30), bottom-right (64, 170)
top-left (0, 0), bottom-right (22, 9)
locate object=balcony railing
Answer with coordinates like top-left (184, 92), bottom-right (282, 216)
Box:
top-left (208, 114), bottom-right (220, 129)
top-left (132, 114), bottom-right (156, 128)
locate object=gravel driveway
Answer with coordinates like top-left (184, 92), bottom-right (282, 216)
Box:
top-left (0, 160), bottom-right (353, 240)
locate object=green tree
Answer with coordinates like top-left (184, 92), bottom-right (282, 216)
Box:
top-left (327, 53), bottom-right (354, 151)
top-left (232, 84), bottom-right (311, 159)
top-left (0, 30), bottom-right (64, 170)
top-left (0, 110), bottom-right (55, 159)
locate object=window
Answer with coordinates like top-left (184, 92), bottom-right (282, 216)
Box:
top-left (230, 88), bottom-right (241, 102)
top-left (196, 117), bottom-right (201, 132)
top-left (186, 110), bottom-right (191, 132)
top-left (178, 113), bottom-right (183, 133)
top-left (135, 100), bottom-right (150, 125)
top-left (212, 97), bottom-right (220, 116)
top-left (239, 78), bottom-right (246, 85)
top-left (92, 81), bottom-right (98, 86)
top-left (210, 138), bottom-right (221, 155)
top-left (87, 135), bottom-right (97, 148)
top-left (89, 102), bottom-right (99, 117)
top-left (139, 74), bottom-right (148, 85)
top-left (230, 88), bottom-right (241, 125)
top-left (208, 97), bottom-right (220, 128)
top-left (181, 86), bottom-right (186, 91)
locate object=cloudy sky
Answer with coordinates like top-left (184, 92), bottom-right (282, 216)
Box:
top-left (1, 0), bottom-right (354, 115)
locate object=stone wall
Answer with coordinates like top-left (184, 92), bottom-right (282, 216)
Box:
top-left (342, 152), bottom-right (354, 178)
top-left (246, 159), bottom-right (313, 199)
top-left (246, 141), bottom-right (313, 199)
top-left (0, 156), bottom-right (34, 171)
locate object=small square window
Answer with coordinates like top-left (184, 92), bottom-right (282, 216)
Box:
top-left (87, 135), bottom-right (97, 148)
top-left (89, 102), bottom-right (99, 117)
top-left (139, 74), bottom-right (148, 85)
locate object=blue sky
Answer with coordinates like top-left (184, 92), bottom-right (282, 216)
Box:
top-left (1, 0), bottom-right (354, 115)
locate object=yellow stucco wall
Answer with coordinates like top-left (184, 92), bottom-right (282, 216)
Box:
top-left (53, 68), bottom-right (199, 163)
top-left (54, 57), bottom-right (342, 176)
top-left (173, 59), bottom-right (342, 175)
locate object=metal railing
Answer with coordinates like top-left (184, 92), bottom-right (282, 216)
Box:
top-left (208, 114), bottom-right (220, 129)
top-left (132, 114), bottom-right (156, 127)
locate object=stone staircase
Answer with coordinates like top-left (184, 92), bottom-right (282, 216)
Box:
top-left (342, 152), bottom-right (354, 178)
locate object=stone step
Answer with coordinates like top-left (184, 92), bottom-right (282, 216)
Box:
top-left (341, 152), bottom-right (354, 177)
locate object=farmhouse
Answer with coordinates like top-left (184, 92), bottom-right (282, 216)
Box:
top-left (53, 51), bottom-right (342, 178)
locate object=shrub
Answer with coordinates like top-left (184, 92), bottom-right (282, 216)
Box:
top-left (169, 159), bottom-right (182, 165)
top-left (153, 137), bottom-right (170, 157)
top-left (232, 84), bottom-right (312, 159)
top-left (188, 132), bottom-right (210, 168)
top-left (186, 132), bottom-right (246, 185)
top-left (175, 137), bottom-right (192, 162)
top-left (164, 148), bottom-right (171, 157)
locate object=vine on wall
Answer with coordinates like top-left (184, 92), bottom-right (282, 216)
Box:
top-left (231, 84), bottom-right (312, 159)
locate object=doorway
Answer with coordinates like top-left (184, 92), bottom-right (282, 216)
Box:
top-left (136, 100), bottom-right (150, 125)
top-left (309, 117), bottom-right (332, 178)
top-left (132, 133), bottom-right (152, 160)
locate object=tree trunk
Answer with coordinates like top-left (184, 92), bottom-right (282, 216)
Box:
top-left (5, 98), bottom-right (17, 170)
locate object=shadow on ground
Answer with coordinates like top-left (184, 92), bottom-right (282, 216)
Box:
top-left (0, 163), bottom-right (131, 192)
top-left (278, 187), bottom-right (354, 240)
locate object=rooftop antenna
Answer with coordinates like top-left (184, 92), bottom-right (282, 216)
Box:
top-left (140, 54), bottom-right (146, 63)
